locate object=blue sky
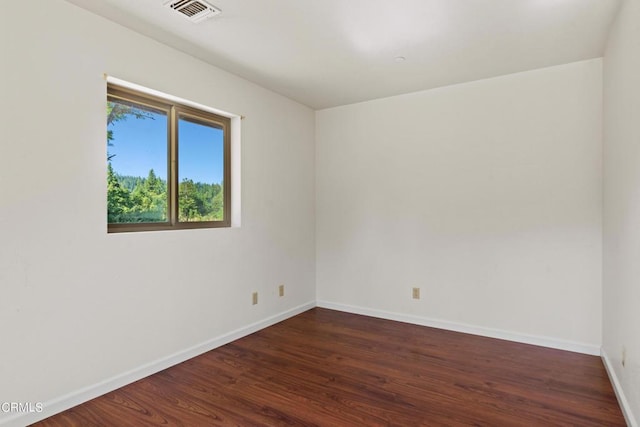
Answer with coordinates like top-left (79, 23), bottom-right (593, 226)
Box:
top-left (108, 107), bottom-right (224, 184)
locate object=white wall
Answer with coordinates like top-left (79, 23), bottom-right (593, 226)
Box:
top-left (316, 60), bottom-right (603, 350)
top-left (0, 1), bottom-right (315, 424)
top-left (603, 0), bottom-right (640, 424)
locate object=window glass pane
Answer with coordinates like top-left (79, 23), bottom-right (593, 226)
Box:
top-left (178, 117), bottom-right (224, 222)
top-left (107, 99), bottom-right (168, 223)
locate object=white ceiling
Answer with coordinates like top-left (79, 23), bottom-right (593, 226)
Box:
top-left (65, 0), bottom-right (621, 109)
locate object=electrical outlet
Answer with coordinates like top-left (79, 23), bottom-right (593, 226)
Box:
top-left (252, 292), bottom-right (258, 305)
top-left (412, 287), bottom-right (420, 299)
top-left (278, 284), bottom-right (284, 297)
top-left (622, 347), bottom-right (626, 368)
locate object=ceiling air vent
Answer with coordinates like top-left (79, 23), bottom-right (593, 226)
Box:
top-left (164, 0), bottom-right (221, 23)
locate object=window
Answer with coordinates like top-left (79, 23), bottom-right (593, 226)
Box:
top-left (107, 83), bottom-right (230, 232)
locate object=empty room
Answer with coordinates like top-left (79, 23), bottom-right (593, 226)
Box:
top-left (1, 0), bottom-right (638, 425)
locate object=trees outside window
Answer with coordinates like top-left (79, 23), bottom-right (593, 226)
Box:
top-left (107, 84), bottom-right (230, 233)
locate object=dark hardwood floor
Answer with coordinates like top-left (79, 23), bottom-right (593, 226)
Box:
top-left (33, 308), bottom-right (625, 426)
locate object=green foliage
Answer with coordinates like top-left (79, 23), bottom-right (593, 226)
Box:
top-left (107, 163), bottom-right (134, 223)
top-left (129, 169), bottom-right (167, 222)
top-left (107, 167), bottom-right (223, 224)
top-left (178, 178), bottom-right (223, 222)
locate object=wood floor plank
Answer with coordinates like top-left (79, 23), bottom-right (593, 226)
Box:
top-left (32, 308), bottom-right (626, 426)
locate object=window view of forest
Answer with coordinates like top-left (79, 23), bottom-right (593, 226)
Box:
top-left (107, 100), bottom-right (224, 224)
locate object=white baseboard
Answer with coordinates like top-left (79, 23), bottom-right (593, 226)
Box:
top-left (2, 301), bottom-right (315, 427)
top-left (602, 349), bottom-right (638, 427)
top-left (316, 300), bottom-right (601, 356)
